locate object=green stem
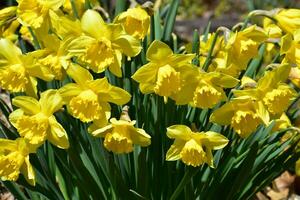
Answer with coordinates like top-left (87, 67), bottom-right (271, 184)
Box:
top-left (170, 167), bottom-right (198, 200)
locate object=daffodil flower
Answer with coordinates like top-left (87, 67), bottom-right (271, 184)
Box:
top-left (220, 25), bottom-right (267, 76)
top-left (0, 38), bottom-right (54, 97)
top-left (9, 89), bottom-right (69, 149)
top-left (35, 35), bottom-right (75, 80)
top-left (274, 8), bottom-right (300, 34)
top-left (91, 118), bottom-right (151, 154)
top-left (0, 138), bottom-right (35, 185)
top-left (166, 125), bottom-right (228, 167)
top-left (233, 64), bottom-right (297, 117)
top-left (59, 64), bottom-right (131, 123)
top-left (17, 0), bottom-right (64, 29)
top-left (132, 40), bottom-right (196, 102)
top-left (172, 70), bottom-right (239, 108)
top-left (114, 7), bottom-right (150, 39)
top-left (281, 30), bottom-right (300, 67)
top-left (210, 98), bottom-right (266, 138)
top-left (67, 9), bottom-right (141, 77)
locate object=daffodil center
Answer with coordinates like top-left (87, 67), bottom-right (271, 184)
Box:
top-left (16, 113), bottom-right (49, 145)
top-left (154, 65), bottom-right (181, 97)
top-left (104, 126), bottom-right (133, 153)
top-left (39, 54), bottom-right (63, 80)
top-left (193, 83), bottom-right (224, 108)
top-left (0, 152), bottom-right (24, 181)
top-left (69, 90), bottom-right (103, 122)
top-left (180, 139), bottom-right (206, 167)
top-left (0, 64), bottom-right (28, 92)
top-left (231, 110), bottom-right (261, 138)
top-left (84, 38), bottom-right (114, 73)
top-left (263, 88), bottom-right (294, 115)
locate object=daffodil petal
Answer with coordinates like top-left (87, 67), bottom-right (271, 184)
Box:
top-left (166, 125), bottom-right (191, 140)
top-left (48, 116), bottom-right (69, 149)
top-left (146, 40), bottom-right (173, 61)
top-left (12, 96), bottom-right (40, 115)
top-left (40, 89), bottom-right (63, 116)
top-left (20, 156), bottom-right (35, 186)
top-left (166, 140), bottom-right (185, 161)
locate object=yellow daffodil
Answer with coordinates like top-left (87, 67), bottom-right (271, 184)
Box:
top-left (172, 70), bottom-right (238, 108)
top-left (0, 6), bottom-right (19, 41)
top-left (165, 125), bottom-right (228, 167)
top-left (67, 9), bottom-right (141, 77)
top-left (91, 117), bottom-right (151, 154)
top-left (35, 35), bottom-right (74, 80)
top-left (274, 8), bottom-right (300, 34)
top-left (0, 38), bottom-right (54, 97)
top-left (281, 30), bottom-right (300, 67)
top-left (49, 10), bottom-right (82, 39)
top-left (210, 98), bottom-right (267, 138)
top-left (263, 18), bottom-right (282, 64)
top-left (233, 64), bottom-right (297, 117)
top-left (9, 89), bottom-right (69, 149)
top-left (0, 138), bottom-right (36, 185)
top-left (59, 64), bottom-right (131, 123)
top-left (220, 25), bottom-right (267, 77)
top-left (132, 40), bottom-right (196, 102)
top-left (115, 7), bottom-right (150, 39)
top-left (272, 113), bottom-right (291, 132)
top-left (17, 0), bottom-right (64, 29)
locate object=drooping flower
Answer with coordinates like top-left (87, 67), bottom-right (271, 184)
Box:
top-left (35, 35), bottom-right (74, 80)
top-left (91, 117), bottom-right (151, 154)
top-left (132, 40), bottom-right (196, 102)
top-left (9, 90), bottom-right (69, 149)
top-left (0, 138), bottom-right (35, 185)
top-left (210, 98), bottom-right (266, 138)
top-left (172, 70), bottom-right (239, 108)
top-left (219, 25), bottom-right (267, 77)
top-left (67, 9), bottom-right (141, 77)
top-left (114, 7), bottom-right (150, 39)
top-left (0, 6), bottom-right (19, 41)
top-left (274, 8), bottom-right (300, 34)
top-left (17, 0), bottom-right (64, 29)
top-left (233, 63), bottom-right (297, 117)
top-left (59, 64), bottom-right (131, 123)
top-left (280, 30), bottom-right (300, 67)
top-left (166, 125), bottom-right (228, 167)
top-left (0, 38), bottom-right (54, 97)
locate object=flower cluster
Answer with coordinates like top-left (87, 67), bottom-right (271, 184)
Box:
top-left (0, 0), bottom-right (299, 186)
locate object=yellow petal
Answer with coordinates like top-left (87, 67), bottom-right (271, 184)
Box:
top-left (114, 34), bottom-right (142, 57)
top-left (12, 96), bottom-right (40, 115)
top-left (210, 102), bottom-right (235, 125)
top-left (106, 86), bottom-right (131, 105)
top-left (203, 131), bottom-right (229, 150)
top-left (20, 156), bottom-right (35, 186)
top-left (166, 125), bottom-right (191, 140)
top-left (130, 128), bottom-right (151, 147)
top-left (91, 124), bottom-right (113, 137)
top-left (66, 63), bottom-right (93, 85)
top-left (47, 116), bottom-right (69, 149)
top-left (40, 89), bottom-right (63, 116)
top-left (59, 83), bottom-right (83, 102)
top-left (131, 63), bottom-right (158, 84)
top-left (166, 140), bottom-right (185, 161)
top-left (24, 76), bottom-right (38, 98)
top-left (108, 50), bottom-right (122, 77)
top-left (208, 72), bottom-right (239, 88)
top-left (81, 9), bottom-right (108, 39)
top-left (146, 40), bottom-right (173, 61)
